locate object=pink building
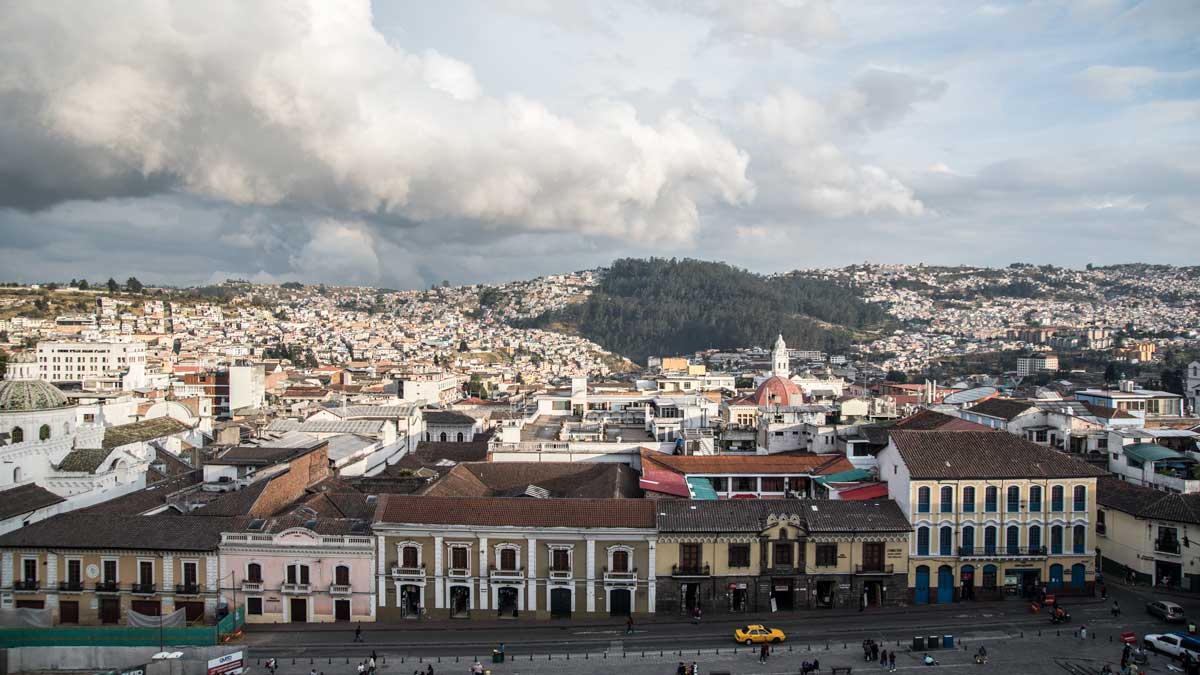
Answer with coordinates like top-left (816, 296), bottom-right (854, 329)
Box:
top-left (219, 517), bottom-right (376, 623)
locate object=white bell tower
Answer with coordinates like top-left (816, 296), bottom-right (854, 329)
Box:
top-left (771, 334), bottom-right (789, 378)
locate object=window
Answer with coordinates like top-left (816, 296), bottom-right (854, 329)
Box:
top-left (1006, 526), bottom-right (1019, 554)
top-left (451, 547), bottom-right (469, 571)
top-left (22, 558), bottom-right (37, 583)
top-left (286, 564), bottom-right (308, 585)
top-left (761, 477), bottom-right (785, 492)
top-left (1050, 526), bottom-right (1063, 555)
top-left (1073, 485), bottom-right (1086, 511)
top-left (773, 542), bottom-right (793, 567)
top-left (680, 543), bottom-right (702, 572)
top-left (247, 597), bottom-right (263, 616)
top-left (1051, 485), bottom-right (1064, 512)
top-left (1029, 525), bottom-right (1042, 552)
top-left (940, 486), bottom-right (953, 513)
top-left (1007, 486), bottom-right (1020, 512)
top-left (983, 526), bottom-right (997, 555)
top-left (917, 527), bottom-right (930, 556)
top-left (138, 561), bottom-right (153, 586)
top-left (550, 548), bottom-right (571, 572)
top-left (983, 564), bottom-right (997, 590)
top-left (456, 432), bottom-right (464, 442)
top-left (11, 427), bottom-right (22, 443)
top-left (939, 526), bottom-right (953, 555)
top-left (917, 486), bottom-right (931, 513)
top-left (38, 424), bottom-right (50, 441)
top-left (102, 559), bottom-right (118, 583)
top-left (335, 565), bottom-right (350, 586)
top-left (1073, 525), bottom-right (1086, 554)
top-left (733, 477), bottom-right (756, 492)
top-left (815, 544), bottom-right (838, 567)
top-left (612, 549), bottom-right (631, 573)
top-left (12, 467), bottom-right (20, 482)
top-left (962, 486), bottom-right (975, 513)
top-left (710, 477), bottom-right (728, 492)
top-left (728, 544), bottom-right (751, 568)
top-left (1157, 526), bottom-right (1180, 554)
top-left (499, 548), bottom-right (518, 571)
top-left (985, 486), bottom-right (998, 512)
top-left (1097, 510), bottom-right (1106, 535)
top-left (66, 559), bottom-right (81, 585)
top-left (401, 546), bottom-right (419, 568)
top-left (961, 526), bottom-right (975, 554)
top-left (439, 432), bottom-right (447, 442)
top-left (247, 563), bottom-right (262, 583)
top-left (1029, 485), bottom-right (1042, 512)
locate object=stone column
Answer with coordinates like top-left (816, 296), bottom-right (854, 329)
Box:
top-left (526, 537), bottom-right (537, 613)
top-left (478, 537), bottom-right (489, 611)
top-left (376, 537), bottom-right (387, 608)
top-left (162, 554), bottom-right (175, 612)
top-left (433, 536), bottom-right (444, 610)
top-left (647, 540), bottom-right (657, 613)
top-left (585, 539), bottom-right (596, 613)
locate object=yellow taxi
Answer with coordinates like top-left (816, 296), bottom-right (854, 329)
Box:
top-left (734, 624), bottom-right (787, 644)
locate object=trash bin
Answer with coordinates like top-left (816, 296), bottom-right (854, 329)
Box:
top-left (912, 636), bottom-right (925, 650)
top-left (492, 651), bottom-right (503, 663)
top-left (929, 636), bottom-right (940, 649)
top-left (943, 635), bottom-right (954, 649)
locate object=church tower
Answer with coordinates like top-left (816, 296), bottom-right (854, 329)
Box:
top-left (772, 334), bottom-right (789, 378)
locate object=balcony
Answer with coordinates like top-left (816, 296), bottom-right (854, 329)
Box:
top-left (58, 580), bottom-right (84, 593)
top-left (855, 564), bottom-right (895, 575)
top-left (391, 563), bottom-right (426, 580)
top-left (174, 583), bottom-right (202, 595)
top-left (241, 580), bottom-right (264, 593)
top-left (958, 546), bottom-right (1047, 560)
top-left (95, 581), bottom-right (120, 594)
top-left (329, 584), bottom-right (353, 595)
top-left (1156, 539), bottom-right (1182, 556)
top-left (280, 583), bottom-right (311, 595)
top-left (448, 567), bottom-right (471, 578)
top-left (548, 568), bottom-right (573, 581)
top-left (671, 564), bottom-right (711, 577)
top-left (12, 579), bottom-right (39, 593)
top-left (603, 568), bottom-right (638, 585)
top-left (489, 566), bottom-right (525, 582)
top-left (131, 583), bottom-right (157, 595)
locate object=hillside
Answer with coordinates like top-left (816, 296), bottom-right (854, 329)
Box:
top-left (516, 258), bottom-right (889, 364)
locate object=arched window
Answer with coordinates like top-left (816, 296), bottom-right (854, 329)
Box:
top-left (456, 432), bottom-right (464, 442)
top-left (1029, 485), bottom-right (1043, 511)
top-left (335, 565), bottom-right (350, 586)
top-left (1073, 485), bottom-right (1087, 511)
top-left (246, 563), bottom-right (262, 583)
top-left (1029, 525), bottom-right (1042, 553)
top-left (917, 487), bottom-right (931, 513)
top-left (1006, 525), bottom-right (1020, 554)
top-left (962, 486), bottom-right (976, 513)
top-left (983, 526), bottom-right (997, 555)
top-left (984, 486), bottom-right (998, 512)
top-left (63, 422), bottom-right (70, 437)
top-left (11, 427), bottom-right (23, 444)
top-left (1051, 525), bottom-right (1063, 554)
top-left (939, 526), bottom-right (953, 555)
top-left (1073, 525), bottom-right (1086, 554)
top-left (439, 432), bottom-right (448, 442)
top-left (1007, 486), bottom-right (1021, 512)
top-left (611, 550), bottom-right (630, 573)
top-left (962, 525), bottom-right (975, 554)
top-left (13, 467), bottom-right (21, 483)
top-left (940, 486), bottom-right (953, 513)
top-left (38, 424), bottom-right (50, 441)
top-left (982, 564), bottom-right (997, 591)
top-left (916, 527), bottom-right (930, 556)
top-left (1051, 485), bottom-right (1064, 512)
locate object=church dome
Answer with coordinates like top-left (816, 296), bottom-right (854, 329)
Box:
top-left (0, 351), bottom-right (71, 412)
top-left (751, 375), bottom-right (804, 406)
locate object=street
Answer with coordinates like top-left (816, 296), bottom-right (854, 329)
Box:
top-left (239, 582), bottom-right (1200, 673)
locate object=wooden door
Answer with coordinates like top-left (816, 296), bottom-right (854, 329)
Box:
top-left (100, 598), bottom-right (121, 624)
top-left (290, 598), bottom-right (307, 623)
top-left (334, 600), bottom-right (350, 622)
top-left (59, 601), bottom-right (79, 624)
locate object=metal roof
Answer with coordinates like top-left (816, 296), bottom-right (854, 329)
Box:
top-left (1123, 443), bottom-right (1187, 464)
top-left (686, 476), bottom-right (719, 500)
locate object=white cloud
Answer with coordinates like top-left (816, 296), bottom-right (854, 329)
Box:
top-left (651, 0), bottom-right (842, 51)
top-left (288, 220), bottom-right (381, 285)
top-left (1076, 64), bottom-right (1200, 102)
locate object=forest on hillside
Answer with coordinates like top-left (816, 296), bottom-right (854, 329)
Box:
top-left (516, 258), bottom-right (889, 364)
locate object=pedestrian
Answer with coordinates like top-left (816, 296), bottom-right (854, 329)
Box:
top-left (425, 665), bottom-right (433, 675)
top-left (676, 661), bottom-right (687, 675)
top-left (1112, 600), bottom-right (1121, 618)
top-left (356, 661), bottom-right (365, 675)
top-left (759, 642), bottom-right (770, 664)
top-left (368, 656), bottom-right (376, 675)
top-left (861, 590), bottom-right (867, 612)
top-left (889, 651), bottom-right (896, 672)
top-left (692, 606), bottom-right (702, 624)
top-left (880, 649), bottom-right (888, 669)
top-left (872, 642), bottom-right (879, 661)
top-left (1080, 624), bottom-right (1088, 640)
top-left (354, 623), bottom-right (363, 642)
top-left (626, 614), bottom-right (634, 634)
top-left (1100, 583), bottom-right (1107, 599)
top-left (309, 669), bottom-right (317, 675)
top-left (690, 662), bottom-right (700, 675)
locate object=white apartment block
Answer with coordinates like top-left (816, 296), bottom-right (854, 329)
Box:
top-left (1017, 354), bottom-right (1059, 377)
top-left (36, 341), bottom-right (148, 391)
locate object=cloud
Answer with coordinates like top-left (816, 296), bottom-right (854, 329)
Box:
top-left (0, 0), bottom-right (752, 246)
top-left (651, 0), bottom-right (842, 51)
top-left (289, 220), bottom-right (381, 285)
top-left (1076, 65), bottom-right (1200, 102)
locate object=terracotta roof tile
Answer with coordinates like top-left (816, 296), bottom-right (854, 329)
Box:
top-left (890, 430), bottom-right (1107, 480)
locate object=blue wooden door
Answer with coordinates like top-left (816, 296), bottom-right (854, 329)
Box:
top-left (1049, 564), bottom-right (1064, 590)
top-left (937, 565), bottom-right (955, 604)
top-left (915, 566), bottom-right (930, 605)
top-left (1071, 564), bottom-right (1086, 590)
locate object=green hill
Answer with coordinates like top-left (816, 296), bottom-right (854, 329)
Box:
top-left (517, 258), bottom-right (889, 364)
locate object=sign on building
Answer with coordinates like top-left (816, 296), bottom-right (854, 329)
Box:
top-left (207, 652), bottom-right (244, 675)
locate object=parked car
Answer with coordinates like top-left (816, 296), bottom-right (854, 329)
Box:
top-left (1147, 600), bottom-right (1187, 623)
top-left (1144, 633), bottom-right (1200, 660)
top-left (734, 624), bottom-right (787, 645)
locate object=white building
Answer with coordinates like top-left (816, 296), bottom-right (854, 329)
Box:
top-left (36, 340), bottom-right (147, 390)
top-left (395, 371), bottom-right (464, 406)
top-left (1187, 361), bottom-right (1200, 416)
top-left (228, 364), bottom-right (266, 412)
top-left (1017, 354), bottom-right (1059, 377)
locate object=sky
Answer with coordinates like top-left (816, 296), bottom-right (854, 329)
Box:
top-left (0, 0), bottom-right (1197, 289)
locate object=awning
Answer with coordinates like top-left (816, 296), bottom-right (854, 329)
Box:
top-left (815, 468), bottom-right (873, 486)
top-left (1124, 443), bottom-right (1186, 463)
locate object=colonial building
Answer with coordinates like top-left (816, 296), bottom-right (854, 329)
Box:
top-left (0, 513), bottom-right (238, 625)
top-left (372, 496), bottom-right (656, 621)
top-left (639, 449), bottom-right (856, 499)
top-left (879, 430), bottom-right (1106, 603)
top-left (1097, 476), bottom-right (1200, 591)
top-left (654, 499), bottom-right (910, 615)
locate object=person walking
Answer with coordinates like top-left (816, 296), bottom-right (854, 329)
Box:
top-left (354, 623), bottom-right (363, 642)
top-left (889, 651), bottom-right (896, 672)
top-left (1112, 600), bottom-right (1121, 618)
top-left (1080, 624), bottom-right (1088, 640)
top-left (759, 642), bottom-right (770, 664)
top-left (356, 661), bottom-right (365, 675)
top-left (676, 661), bottom-right (687, 675)
top-left (626, 614), bottom-right (634, 635)
top-left (880, 649), bottom-right (888, 670)
top-left (690, 662), bottom-right (700, 675)
top-left (1100, 582), bottom-right (1108, 600)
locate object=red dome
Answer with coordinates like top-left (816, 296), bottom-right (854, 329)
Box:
top-left (751, 375), bottom-right (804, 406)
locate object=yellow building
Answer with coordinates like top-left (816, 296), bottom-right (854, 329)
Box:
top-left (373, 496), bottom-right (657, 621)
top-left (654, 499), bottom-right (910, 615)
top-left (0, 513), bottom-right (235, 625)
top-left (1097, 476), bottom-right (1200, 590)
top-left (879, 430), bottom-right (1106, 603)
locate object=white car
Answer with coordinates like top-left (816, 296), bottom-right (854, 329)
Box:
top-left (1144, 633), bottom-right (1200, 660)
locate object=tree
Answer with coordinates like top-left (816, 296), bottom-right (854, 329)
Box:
top-left (1104, 362), bottom-right (1122, 385)
top-left (0, 350), bottom-right (7, 377)
top-left (1162, 367), bottom-right (1185, 396)
top-left (77, 279), bottom-right (89, 290)
top-left (441, 280), bottom-right (450, 288)
top-left (125, 277), bottom-right (144, 294)
top-left (280, 281), bottom-right (303, 290)
top-left (107, 278), bottom-right (120, 293)
top-left (303, 349), bottom-right (319, 369)
top-left (885, 370), bottom-right (909, 383)
top-left (458, 339), bottom-right (469, 352)
top-left (433, 354), bottom-right (440, 367)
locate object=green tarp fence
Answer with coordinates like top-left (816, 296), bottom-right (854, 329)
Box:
top-left (0, 625), bottom-right (217, 648)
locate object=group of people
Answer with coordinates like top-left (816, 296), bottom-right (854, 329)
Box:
top-left (407, 666), bottom-right (433, 675)
top-left (355, 655), bottom-right (377, 675)
top-left (674, 661), bottom-right (700, 675)
top-left (799, 659), bottom-right (821, 674)
top-left (861, 639), bottom-right (896, 671)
